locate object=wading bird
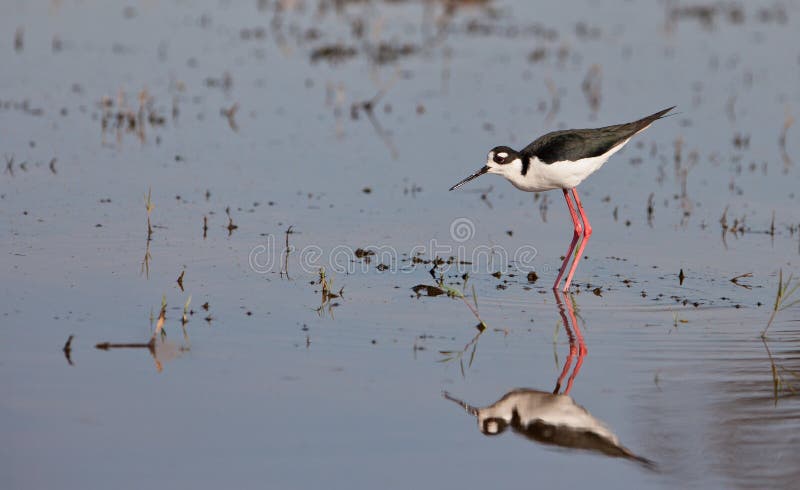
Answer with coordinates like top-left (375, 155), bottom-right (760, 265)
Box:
top-left (450, 107), bottom-right (674, 291)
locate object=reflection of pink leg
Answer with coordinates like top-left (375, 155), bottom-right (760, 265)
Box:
top-left (553, 290), bottom-right (575, 394)
top-left (562, 292), bottom-right (587, 395)
top-left (554, 338), bottom-right (577, 395)
top-left (553, 290), bottom-right (588, 396)
top-left (562, 189), bottom-right (592, 292)
top-left (553, 189), bottom-right (583, 291)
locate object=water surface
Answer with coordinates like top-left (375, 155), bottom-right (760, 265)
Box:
top-left (2, 1), bottom-right (799, 489)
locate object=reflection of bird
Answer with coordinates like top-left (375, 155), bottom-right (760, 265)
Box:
top-left (450, 107), bottom-right (674, 291)
top-left (442, 389), bottom-right (654, 468)
top-left (442, 291), bottom-right (653, 468)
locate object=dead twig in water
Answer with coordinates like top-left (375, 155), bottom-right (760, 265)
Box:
top-left (729, 272), bottom-right (753, 289)
top-left (225, 207), bottom-right (238, 236)
top-left (96, 338), bottom-right (161, 372)
top-left (96, 340), bottom-right (155, 350)
top-left (63, 335), bottom-right (74, 366)
top-left (222, 103), bottom-right (239, 132)
top-left (280, 225), bottom-right (295, 279)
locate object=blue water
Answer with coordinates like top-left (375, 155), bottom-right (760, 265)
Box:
top-left (2, 1), bottom-right (799, 489)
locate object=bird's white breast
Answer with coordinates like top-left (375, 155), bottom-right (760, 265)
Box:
top-left (507, 137), bottom-right (631, 192)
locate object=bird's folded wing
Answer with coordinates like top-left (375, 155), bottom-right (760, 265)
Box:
top-left (523, 106), bottom-right (674, 164)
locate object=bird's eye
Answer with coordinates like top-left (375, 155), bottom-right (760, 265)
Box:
top-left (493, 154), bottom-right (505, 164)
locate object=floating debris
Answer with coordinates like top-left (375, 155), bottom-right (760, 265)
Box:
top-left (355, 248), bottom-right (375, 259)
top-left (412, 284), bottom-right (445, 297)
top-left (310, 44), bottom-right (357, 64)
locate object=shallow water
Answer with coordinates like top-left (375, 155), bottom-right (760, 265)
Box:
top-left (2, 1), bottom-right (800, 489)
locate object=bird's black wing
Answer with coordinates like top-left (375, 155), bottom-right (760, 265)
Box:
top-left (522, 107), bottom-right (674, 164)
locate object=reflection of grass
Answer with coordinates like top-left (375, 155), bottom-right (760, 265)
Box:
top-left (181, 296), bottom-right (192, 349)
top-left (439, 323), bottom-right (486, 378)
top-left (316, 267), bottom-right (343, 318)
top-left (182, 295), bottom-right (191, 326)
top-left (763, 338), bottom-right (798, 405)
top-left (141, 188), bottom-right (154, 278)
top-left (416, 273), bottom-right (494, 375)
top-left (144, 188), bottom-right (153, 239)
top-left (154, 295), bottom-right (167, 341)
top-left (760, 269), bottom-right (800, 404)
top-left (671, 311), bottom-right (688, 331)
top-left (436, 277), bottom-right (501, 377)
top-left (94, 279), bottom-right (193, 373)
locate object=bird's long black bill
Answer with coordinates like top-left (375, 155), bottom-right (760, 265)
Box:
top-left (449, 166), bottom-right (489, 191)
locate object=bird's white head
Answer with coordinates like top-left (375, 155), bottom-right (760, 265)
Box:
top-left (486, 145), bottom-right (523, 178)
top-left (449, 145), bottom-right (523, 191)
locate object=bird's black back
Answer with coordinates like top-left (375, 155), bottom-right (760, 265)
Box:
top-left (521, 107), bottom-right (675, 164)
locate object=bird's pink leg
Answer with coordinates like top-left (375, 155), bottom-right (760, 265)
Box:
top-left (562, 188), bottom-right (592, 292)
top-left (552, 189), bottom-right (582, 290)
